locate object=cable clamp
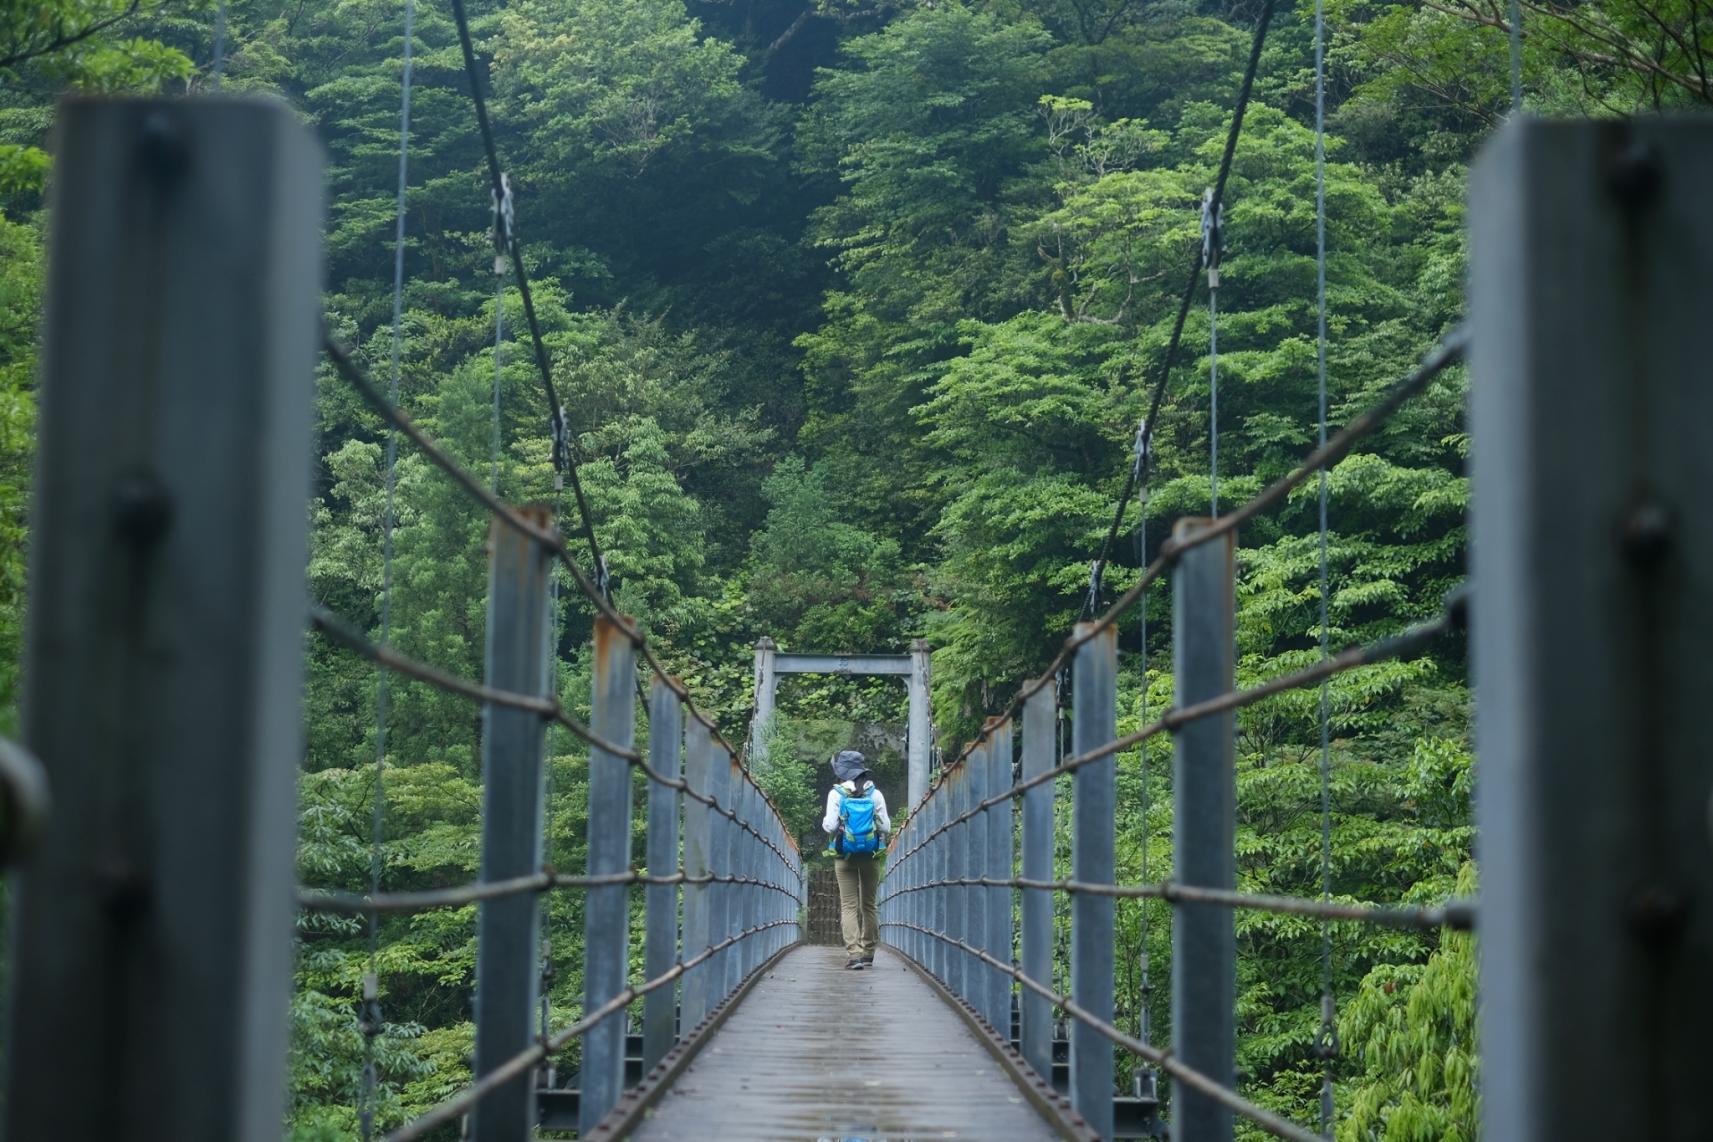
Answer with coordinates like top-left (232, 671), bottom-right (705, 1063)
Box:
top-left (492, 171), bottom-right (515, 264)
top-left (1316, 992), bottom-right (1340, 1059)
top-left (358, 972), bottom-right (385, 1038)
top-left (1201, 187), bottom-right (1224, 289)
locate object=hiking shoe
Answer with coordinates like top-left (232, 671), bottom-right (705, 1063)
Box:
top-left (859, 955), bottom-right (874, 965)
top-left (845, 958), bottom-right (864, 970)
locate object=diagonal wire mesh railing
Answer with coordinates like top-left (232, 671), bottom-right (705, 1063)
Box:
top-left (877, 328), bottom-right (1474, 1140)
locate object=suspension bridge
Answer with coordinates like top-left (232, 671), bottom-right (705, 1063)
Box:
top-left (2, 0), bottom-right (1711, 1138)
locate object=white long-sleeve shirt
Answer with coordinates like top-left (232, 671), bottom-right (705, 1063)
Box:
top-left (822, 780), bottom-right (891, 835)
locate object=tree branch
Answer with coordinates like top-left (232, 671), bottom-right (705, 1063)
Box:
top-left (0, 0), bottom-right (143, 70)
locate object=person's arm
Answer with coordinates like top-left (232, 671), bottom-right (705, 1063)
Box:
top-left (821, 787), bottom-right (841, 834)
top-left (874, 789), bottom-right (891, 834)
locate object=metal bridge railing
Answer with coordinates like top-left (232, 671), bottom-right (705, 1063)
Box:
top-left (306, 337), bottom-right (805, 1140)
top-left (878, 329), bottom-right (1473, 1142)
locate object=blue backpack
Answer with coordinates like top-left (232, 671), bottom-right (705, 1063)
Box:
top-left (835, 784), bottom-right (881, 857)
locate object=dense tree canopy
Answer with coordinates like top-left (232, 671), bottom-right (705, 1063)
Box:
top-left (3, 0), bottom-right (1706, 1137)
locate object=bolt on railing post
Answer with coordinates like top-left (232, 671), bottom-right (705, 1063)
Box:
top-left (680, 718), bottom-right (716, 1029)
top-left (1071, 621), bottom-right (1117, 1139)
top-left (1172, 518), bottom-right (1237, 1142)
top-left (578, 616), bottom-right (639, 1135)
top-left (3, 99), bottom-right (322, 1142)
top-left (642, 677), bottom-right (684, 1073)
top-left (1470, 119), bottom-right (1713, 1141)
top-left (469, 507), bottom-right (556, 1142)
top-left (987, 718), bottom-right (1015, 1040)
top-left (967, 742), bottom-right (990, 1010)
top-left (1020, 684), bottom-right (1057, 1082)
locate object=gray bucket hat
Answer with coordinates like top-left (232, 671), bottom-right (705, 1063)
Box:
top-left (831, 750), bottom-right (869, 784)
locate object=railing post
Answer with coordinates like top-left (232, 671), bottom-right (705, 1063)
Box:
top-left (987, 718), bottom-right (1015, 1040)
top-left (579, 615), bottom-right (639, 1134)
top-left (908, 638), bottom-right (933, 807)
top-left (737, 776), bottom-right (757, 981)
top-left (931, 785), bottom-right (949, 983)
top-left (3, 98), bottom-right (321, 1142)
top-left (1470, 118), bottom-right (1713, 1141)
top-left (967, 742), bottom-right (989, 1009)
top-left (642, 677), bottom-right (684, 1072)
top-left (1020, 684), bottom-right (1057, 1081)
top-left (946, 763), bottom-right (969, 999)
top-left (1070, 622), bottom-right (1117, 1139)
top-left (680, 717), bottom-right (716, 1030)
top-left (750, 637), bottom-right (776, 764)
top-left (724, 756), bottom-right (747, 996)
top-left (1172, 519), bottom-right (1236, 1142)
top-left (469, 506), bottom-right (556, 1142)
top-left (708, 752), bottom-right (734, 1000)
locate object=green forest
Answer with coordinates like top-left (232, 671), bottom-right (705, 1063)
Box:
top-left (1, 0), bottom-right (1707, 1138)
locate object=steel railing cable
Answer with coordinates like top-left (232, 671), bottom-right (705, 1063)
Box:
top-left (300, 870), bottom-right (799, 916)
top-left (1313, 0), bottom-right (1339, 1128)
top-left (358, 3), bottom-right (415, 1132)
top-left (879, 331), bottom-right (1471, 1141)
top-left (884, 922), bottom-right (1326, 1142)
top-left (304, 8), bottom-right (808, 1134)
top-left (382, 918), bottom-right (798, 1142)
top-left (920, 325), bottom-right (1466, 802)
top-left (885, 595), bottom-right (1464, 872)
top-left (325, 328), bottom-right (786, 825)
top-left (881, 881), bottom-right (1473, 931)
top-left (325, 325), bottom-right (819, 859)
top-left (1082, 0), bottom-right (1276, 618)
top-left (446, 0), bottom-right (608, 595)
top-left (307, 604), bottom-right (800, 873)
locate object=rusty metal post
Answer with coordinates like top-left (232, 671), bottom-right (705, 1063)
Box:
top-left (579, 616), bottom-right (639, 1134)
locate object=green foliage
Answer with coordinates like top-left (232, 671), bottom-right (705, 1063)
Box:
top-left (6, 0), bottom-right (1692, 1131)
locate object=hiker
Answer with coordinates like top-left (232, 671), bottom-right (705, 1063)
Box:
top-left (822, 749), bottom-right (891, 969)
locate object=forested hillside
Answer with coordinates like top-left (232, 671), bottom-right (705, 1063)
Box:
top-left (2, 0), bottom-right (1706, 1137)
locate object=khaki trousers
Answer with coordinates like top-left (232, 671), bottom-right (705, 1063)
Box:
top-left (833, 855), bottom-right (881, 957)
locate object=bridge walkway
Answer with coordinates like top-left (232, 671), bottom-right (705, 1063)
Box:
top-left (628, 945), bottom-right (1074, 1140)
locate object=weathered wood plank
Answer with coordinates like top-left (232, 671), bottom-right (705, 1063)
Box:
top-left (630, 946), bottom-right (1063, 1140)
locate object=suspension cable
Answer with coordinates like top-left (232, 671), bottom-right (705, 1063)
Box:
top-left (1203, 189), bottom-right (1223, 517)
top-left (360, 2), bottom-right (414, 1134)
top-left (1314, 0), bottom-right (1338, 1129)
top-left (1133, 426), bottom-right (1154, 1050)
top-left (1083, 0), bottom-right (1276, 617)
top-left (1509, 0), bottom-right (1523, 111)
top-left (446, 0), bottom-right (608, 594)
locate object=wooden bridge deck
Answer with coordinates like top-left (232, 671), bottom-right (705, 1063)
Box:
top-left (627, 945), bottom-right (1067, 1140)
